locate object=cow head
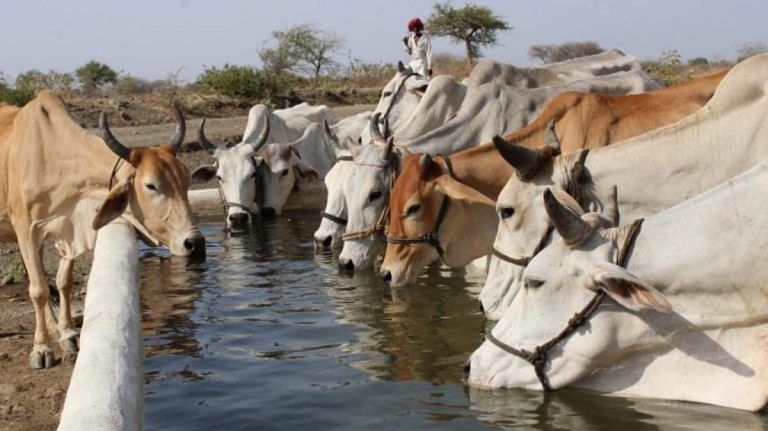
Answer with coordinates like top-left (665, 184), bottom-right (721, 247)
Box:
top-left (479, 130), bottom-right (568, 320)
top-left (369, 62), bottom-right (429, 136)
top-left (256, 122), bottom-right (336, 217)
top-left (314, 151), bottom-right (355, 251)
top-left (93, 106), bottom-right (205, 258)
top-left (380, 154), bottom-right (496, 286)
top-left (190, 118), bottom-right (269, 230)
top-left (468, 189), bottom-right (670, 390)
top-left (338, 114), bottom-right (398, 270)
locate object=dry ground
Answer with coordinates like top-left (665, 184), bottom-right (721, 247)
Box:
top-left (0, 103), bottom-right (373, 430)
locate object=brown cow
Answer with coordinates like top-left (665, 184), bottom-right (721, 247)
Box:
top-left (0, 91), bottom-right (205, 368)
top-left (380, 69), bottom-right (728, 287)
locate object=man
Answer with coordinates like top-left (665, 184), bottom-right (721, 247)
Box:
top-left (402, 17), bottom-right (433, 79)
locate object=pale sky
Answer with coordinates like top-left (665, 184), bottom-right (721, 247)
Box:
top-left (1, 0), bottom-right (765, 82)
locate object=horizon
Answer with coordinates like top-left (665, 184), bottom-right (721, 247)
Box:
top-left (1, 0), bottom-right (765, 83)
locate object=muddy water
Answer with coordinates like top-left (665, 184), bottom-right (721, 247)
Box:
top-left (139, 211), bottom-right (768, 430)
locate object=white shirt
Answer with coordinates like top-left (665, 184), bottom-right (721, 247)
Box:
top-left (405, 32), bottom-right (432, 78)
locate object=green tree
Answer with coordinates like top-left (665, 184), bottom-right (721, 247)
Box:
top-left (427, 2), bottom-right (511, 66)
top-left (263, 25), bottom-right (344, 87)
top-left (75, 61), bottom-right (118, 93)
top-left (528, 41), bottom-right (605, 64)
top-left (15, 70), bottom-right (74, 92)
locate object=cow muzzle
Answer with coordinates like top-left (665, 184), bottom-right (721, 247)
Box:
top-left (180, 230), bottom-right (206, 260)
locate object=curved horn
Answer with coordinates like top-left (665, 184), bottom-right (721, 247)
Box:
top-left (382, 117), bottom-right (392, 139)
top-left (99, 112), bottom-right (131, 161)
top-left (543, 119), bottom-right (561, 152)
top-left (250, 116), bottom-right (270, 152)
top-left (604, 185), bottom-right (619, 226)
top-left (492, 135), bottom-right (544, 179)
top-left (168, 103), bottom-right (186, 152)
top-left (397, 61), bottom-right (406, 74)
top-left (197, 118), bottom-right (218, 155)
top-left (370, 113), bottom-right (384, 143)
top-left (543, 188), bottom-right (591, 246)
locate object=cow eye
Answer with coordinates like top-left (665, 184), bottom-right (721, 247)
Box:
top-left (405, 204), bottom-right (420, 217)
top-left (280, 169), bottom-right (289, 178)
top-left (500, 207), bottom-right (515, 219)
top-left (525, 278), bottom-right (545, 289)
top-left (382, 91), bottom-right (393, 97)
top-left (369, 190), bottom-right (382, 201)
top-left (216, 175), bottom-right (223, 181)
top-left (145, 183), bottom-right (158, 192)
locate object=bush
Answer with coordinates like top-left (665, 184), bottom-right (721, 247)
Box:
top-left (197, 64), bottom-right (301, 105)
top-left (15, 70), bottom-right (74, 92)
top-left (343, 57), bottom-right (396, 87)
top-left (76, 60), bottom-right (118, 93)
top-left (0, 74), bottom-right (35, 106)
top-left (114, 75), bottom-right (154, 95)
top-left (687, 57), bottom-right (709, 67)
top-left (642, 50), bottom-right (688, 85)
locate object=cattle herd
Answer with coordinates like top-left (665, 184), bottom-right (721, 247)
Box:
top-left (2, 49), bottom-right (768, 412)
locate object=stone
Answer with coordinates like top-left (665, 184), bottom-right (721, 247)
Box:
top-left (0, 352), bottom-right (8, 361)
top-left (0, 274), bottom-right (13, 286)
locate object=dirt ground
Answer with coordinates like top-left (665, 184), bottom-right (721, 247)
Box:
top-left (0, 103), bottom-right (373, 430)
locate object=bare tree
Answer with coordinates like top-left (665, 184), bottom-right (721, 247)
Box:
top-left (528, 41), bottom-right (605, 64)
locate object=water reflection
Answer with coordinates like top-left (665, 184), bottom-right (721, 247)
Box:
top-left (140, 212), bottom-right (768, 430)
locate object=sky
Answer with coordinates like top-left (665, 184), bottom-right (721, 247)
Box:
top-left (1, 0), bottom-right (766, 82)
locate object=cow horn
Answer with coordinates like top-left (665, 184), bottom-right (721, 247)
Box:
top-left (397, 61), bottom-right (406, 74)
top-left (605, 185), bottom-right (619, 225)
top-left (168, 103), bottom-right (186, 152)
top-left (544, 188), bottom-right (591, 246)
top-left (370, 113), bottom-right (384, 143)
top-left (99, 112), bottom-right (131, 161)
top-left (384, 137), bottom-right (395, 159)
top-left (492, 135), bottom-right (543, 179)
top-left (382, 117), bottom-right (392, 139)
top-left (250, 116), bottom-right (270, 152)
top-left (544, 119), bottom-right (561, 152)
top-left (323, 119), bottom-right (341, 148)
top-left (197, 118), bottom-right (219, 154)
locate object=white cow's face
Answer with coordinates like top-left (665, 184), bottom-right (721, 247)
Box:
top-left (338, 143), bottom-right (396, 270)
top-left (314, 159), bottom-right (353, 250)
top-left (469, 192), bottom-right (671, 390)
top-left (191, 144), bottom-right (259, 230)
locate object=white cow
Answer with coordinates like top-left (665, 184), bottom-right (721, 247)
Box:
top-left (481, 54), bottom-right (768, 320)
top-left (191, 102), bottom-right (331, 228)
top-left (339, 71), bottom-right (661, 270)
top-left (469, 161), bottom-right (768, 410)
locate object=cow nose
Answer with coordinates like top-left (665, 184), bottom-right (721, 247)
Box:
top-left (463, 361), bottom-right (471, 381)
top-left (340, 259), bottom-right (354, 271)
top-left (183, 234), bottom-right (206, 258)
top-left (228, 212), bottom-right (249, 227)
top-left (261, 207), bottom-right (276, 218)
top-left (380, 270), bottom-right (392, 284)
top-left (321, 236), bottom-right (332, 248)
top-left (479, 301), bottom-right (485, 313)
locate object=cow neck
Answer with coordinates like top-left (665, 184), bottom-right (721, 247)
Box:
top-left (381, 72), bottom-right (421, 125)
top-left (385, 155), bottom-right (455, 261)
top-left (451, 143), bottom-right (515, 200)
top-left (485, 218), bottom-right (644, 392)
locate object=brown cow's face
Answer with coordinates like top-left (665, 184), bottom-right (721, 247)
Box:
top-left (129, 146), bottom-right (204, 257)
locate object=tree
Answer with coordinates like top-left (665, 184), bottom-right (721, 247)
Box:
top-left (528, 41), bottom-right (605, 64)
top-left (75, 61), bottom-right (118, 93)
top-left (261, 25), bottom-right (344, 86)
top-left (427, 2), bottom-right (511, 66)
top-left (15, 70), bottom-right (74, 92)
top-left (737, 42), bottom-right (768, 63)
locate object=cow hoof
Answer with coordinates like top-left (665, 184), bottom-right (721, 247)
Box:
top-left (29, 348), bottom-right (56, 369)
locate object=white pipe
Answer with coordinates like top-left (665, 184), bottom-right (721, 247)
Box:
top-left (58, 220), bottom-right (141, 431)
top-left (188, 182), bottom-right (328, 214)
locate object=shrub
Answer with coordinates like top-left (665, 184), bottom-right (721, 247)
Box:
top-left (75, 60), bottom-right (118, 93)
top-left (114, 75), bottom-right (154, 95)
top-left (0, 74), bottom-right (35, 106)
top-left (15, 70), bottom-right (74, 92)
top-left (344, 57), bottom-right (396, 87)
top-left (197, 64), bottom-right (271, 99)
top-left (642, 50), bottom-right (688, 85)
top-left (687, 57), bottom-right (709, 67)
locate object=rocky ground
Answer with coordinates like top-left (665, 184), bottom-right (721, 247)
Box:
top-left (0, 103), bottom-right (373, 430)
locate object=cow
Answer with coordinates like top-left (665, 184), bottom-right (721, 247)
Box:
top-left (379, 69), bottom-right (727, 287)
top-left (468, 162), bottom-right (768, 411)
top-left (339, 71), bottom-right (661, 271)
top-left (0, 91), bottom-right (205, 368)
top-left (480, 54), bottom-right (768, 320)
top-left (191, 102), bottom-right (331, 228)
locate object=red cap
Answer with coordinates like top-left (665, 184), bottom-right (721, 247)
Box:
top-left (407, 18), bottom-right (424, 32)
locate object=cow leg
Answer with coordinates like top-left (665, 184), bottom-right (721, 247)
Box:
top-left (18, 238), bottom-right (56, 369)
top-left (56, 257), bottom-right (78, 363)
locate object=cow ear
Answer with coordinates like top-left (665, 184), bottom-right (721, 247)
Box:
top-left (589, 262), bottom-right (672, 313)
top-left (93, 182), bottom-right (131, 230)
top-left (191, 164), bottom-right (217, 184)
top-left (434, 176), bottom-right (495, 207)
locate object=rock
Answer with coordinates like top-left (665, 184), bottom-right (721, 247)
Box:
top-left (0, 274), bottom-right (13, 285)
top-left (0, 352), bottom-right (8, 361)
top-left (46, 388), bottom-right (65, 412)
top-left (0, 383), bottom-right (19, 396)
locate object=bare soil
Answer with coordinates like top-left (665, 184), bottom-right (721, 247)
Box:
top-left (0, 103), bottom-right (373, 430)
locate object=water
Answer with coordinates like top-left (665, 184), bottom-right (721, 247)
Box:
top-left (140, 211), bottom-right (768, 430)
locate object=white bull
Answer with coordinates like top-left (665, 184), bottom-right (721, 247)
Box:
top-left (469, 161), bottom-right (768, 410)
top-left (481, 53), bottom-right (768, 320)
top-left (191, 103), bottom-right (331, 228)
top-left (339, 70), bottom-right (661, 270)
